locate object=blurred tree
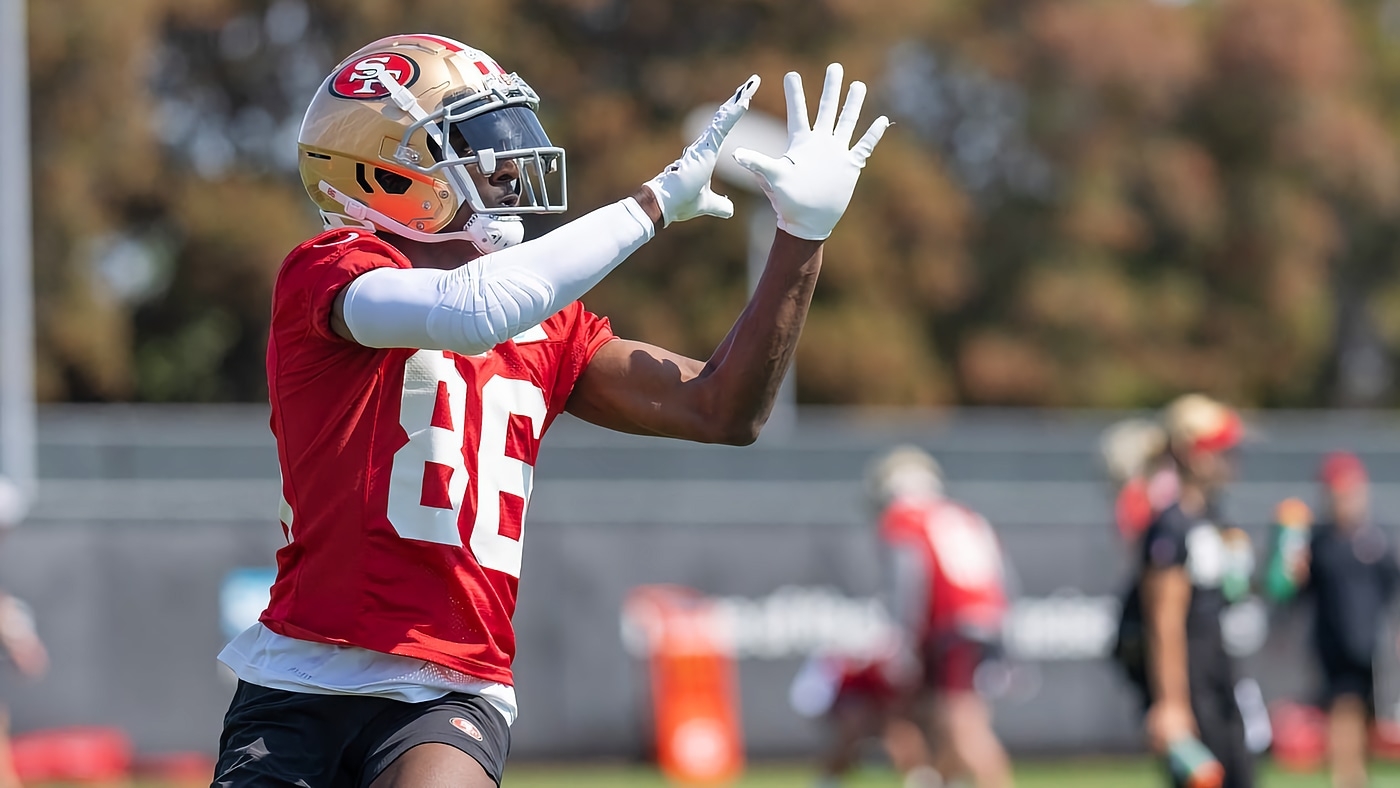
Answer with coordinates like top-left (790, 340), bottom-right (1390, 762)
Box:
top-left (881, 0), bottom-right (1400, 406)
top-left (23, 0), bottom-right (1400, 407)
top-left (28, 0), bottom-right (312, 401)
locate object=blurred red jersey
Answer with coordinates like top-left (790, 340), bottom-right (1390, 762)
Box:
top-left (879, 496), bottom-right (1008, 640)
top-left (259, 228), bottom-right (616, 686)
top-left (833, 655), bottom-right (900, 700)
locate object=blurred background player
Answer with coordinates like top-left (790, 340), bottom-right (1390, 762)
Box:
top-left (1268, 451), bottom-right (1398, 788)
top-left (788, 639), bottom-right (934, 788)
top-left (1128, 394), bottom-right (1254, 788)
top-left (865, 445), bottom-right (1015, 788)
top-left (0, 594), bottom-right (44, 788)
top-left (0, 483), bottom-right (47, 788)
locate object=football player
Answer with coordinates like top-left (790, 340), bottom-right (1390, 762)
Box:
top-left (0, 590), bottom-right (44, 788)
top-left (789, 644), bottom-right (938, 788)
top-left (1132, 395), bottom-right (1255, 788)
top-left (1271, 452), bottom-right (1399, 788)
top-left (0, 486), bottom-right (45, 788)
top-left (867, 446), bottom-right (1015, 788)
top-left (211, 33), bottom-right (888, 787)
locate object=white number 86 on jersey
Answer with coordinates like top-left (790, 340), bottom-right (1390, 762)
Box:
top-left (386, 350), bottom-right (547, 578)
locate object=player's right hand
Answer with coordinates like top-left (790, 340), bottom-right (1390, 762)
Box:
top-left (1146, 698), bottom-right (1198, 754)
top-left (733, 63), bottom-right (890, 241)
top-left (644, 75), bottom-right (761, 226)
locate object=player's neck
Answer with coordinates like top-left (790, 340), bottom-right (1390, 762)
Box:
top-left (1177, 484), bottom-right (1209, 518)
top-left (380, 233), bottom-right (483, 270)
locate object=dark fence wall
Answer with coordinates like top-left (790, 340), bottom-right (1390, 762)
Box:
top-left (5, 405), bottom-right (1400, 758)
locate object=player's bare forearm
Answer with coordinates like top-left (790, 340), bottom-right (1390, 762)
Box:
top-left (569, 63), bottom-right (888, 444)
top-left (1142, 567), bottom-right (1192, 706)
top-left (631, 186), bottom-right (664, 227)
top-left (701, 230), bottom-right (823, 439)
top-left (566, 231), bottom-right (821, 445)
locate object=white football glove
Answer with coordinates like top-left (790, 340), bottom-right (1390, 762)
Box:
top-left (644, 75), bottom-right (761, 226)
top-left (733, 64), bottom-right (890, 241)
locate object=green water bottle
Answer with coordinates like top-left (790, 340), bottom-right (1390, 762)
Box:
top-left (1167, 736), bottom-right (1225, 788)
top-left (1220, 527), bottom-right (1254, 602)
top-left (1265, 498), bottom-right (1312, 602)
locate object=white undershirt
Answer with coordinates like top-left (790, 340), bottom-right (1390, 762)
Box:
top-left (218, 623), bottom-right (518, 725)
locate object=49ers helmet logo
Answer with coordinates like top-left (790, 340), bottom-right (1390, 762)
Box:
top-left (330, 53), bottom-right (420, 99)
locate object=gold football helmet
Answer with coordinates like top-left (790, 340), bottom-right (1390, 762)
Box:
top-left (298, 34), bottom-right (566, 250)
top-left (1162, 393), bottom-right (1243, 455)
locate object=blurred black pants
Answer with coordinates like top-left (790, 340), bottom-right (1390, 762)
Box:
top-left (1166, 682), bottom-right (1254, 788)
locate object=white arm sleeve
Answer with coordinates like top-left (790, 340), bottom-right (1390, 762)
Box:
top-left (341, 197), bottom-right (654, 355)
top-left (887, 543), bottom-right (930, 637)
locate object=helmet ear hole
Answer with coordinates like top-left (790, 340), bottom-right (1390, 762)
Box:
top-left (374, 168), bottom-right (413, 195)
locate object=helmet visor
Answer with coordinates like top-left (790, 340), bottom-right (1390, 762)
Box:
top-left (449, 105), bottom-right (565, 214)
top-left (455, 104), bottom-right (553, 153)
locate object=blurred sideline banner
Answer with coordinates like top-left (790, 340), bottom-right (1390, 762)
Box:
top-left (2, 405), bottom-right (1398, 758)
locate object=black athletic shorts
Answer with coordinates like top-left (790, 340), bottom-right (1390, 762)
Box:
top-left (922, 630), bottom-right (1002, 694)
top-left (1320, 656), bottom-right (1376, 715)
top-left (211, 680), bottom-right (510, 788)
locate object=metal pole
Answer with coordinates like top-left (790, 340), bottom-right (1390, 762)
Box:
top-left (0, 0), bottom-right (35, 524)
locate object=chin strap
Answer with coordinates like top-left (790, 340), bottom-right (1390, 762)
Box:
top-left (318, 181), bottom-right (524, 253)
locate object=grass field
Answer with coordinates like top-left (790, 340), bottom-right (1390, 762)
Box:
top-left (499, 759), bottom-right (1400, 787)
top-left (28, 755), bottom-right (1398, 788)
top-left (26, 758), bottom-right (1400, 787)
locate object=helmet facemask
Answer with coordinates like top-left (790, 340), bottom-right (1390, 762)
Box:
top-left (399, 79), bottom-right (567, 216)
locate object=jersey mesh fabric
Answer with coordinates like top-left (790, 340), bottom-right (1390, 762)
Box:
top-left (259, 228), bottom-right (616, 686)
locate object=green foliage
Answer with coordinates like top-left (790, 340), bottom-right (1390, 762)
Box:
top-left (25, 0), bottom-right (1400, 406)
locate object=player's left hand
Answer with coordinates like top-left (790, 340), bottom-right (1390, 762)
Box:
top-left (643, 75), bottom-right (761, 226)
top-left (733, 63), bottom-right (890, 241)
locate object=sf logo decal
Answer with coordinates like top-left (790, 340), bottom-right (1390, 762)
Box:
top-left (330, 53), bottom-right (420, 99)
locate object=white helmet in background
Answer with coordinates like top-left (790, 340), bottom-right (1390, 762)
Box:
top-left (864, 444), bottom-right (944, 511)
top-left (1098, 418), bottom-right (1168, 485)
top-left (0, 477), bottom-right (25, 529)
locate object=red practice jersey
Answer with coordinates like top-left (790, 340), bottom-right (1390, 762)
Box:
top-left (260, 228), bottom-right (616, 685)
top-left (879, 496), bottom-right (1008, 640)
